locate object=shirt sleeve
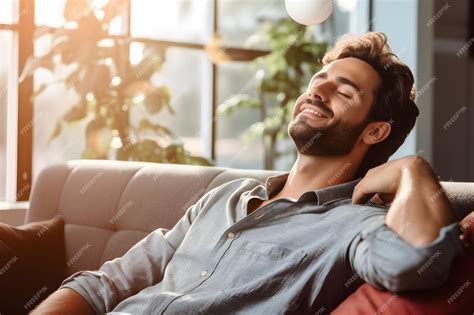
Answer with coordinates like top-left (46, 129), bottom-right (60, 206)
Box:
top-left (60, 187), bottom-right (219, 314)
top-left (347, 207), bottom-right (466, 293)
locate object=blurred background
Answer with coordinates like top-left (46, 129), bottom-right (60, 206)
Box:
top-left (0, 0), bottom-right (473, 205)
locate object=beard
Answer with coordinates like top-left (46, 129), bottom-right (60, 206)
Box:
top-left (288, 113), bottom-right (369, 156)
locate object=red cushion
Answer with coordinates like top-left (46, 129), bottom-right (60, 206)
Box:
top-left (332, 212), bottom-right (474, 315)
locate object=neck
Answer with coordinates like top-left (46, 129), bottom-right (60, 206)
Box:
top-left (277, 152), bottom-right (362, 200)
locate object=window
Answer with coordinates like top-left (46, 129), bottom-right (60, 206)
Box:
top-left (216, 61), bottom-right (264, 169)
top-left (0, 0), bottom-right (19, 202)
top-left (0, 31), bottom-right (13, 200)
top-left (2, 0), bottom-right (372, 202)
top-left (131, 0), bottom-right (212, 44)
top-left (132, 47), bottom-right (208, 157)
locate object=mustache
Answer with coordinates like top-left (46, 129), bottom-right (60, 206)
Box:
top-left (298, 98), bottom-right (333, 117)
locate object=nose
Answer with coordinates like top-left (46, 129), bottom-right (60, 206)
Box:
top-left (307, 80), bottom-right (333, 102)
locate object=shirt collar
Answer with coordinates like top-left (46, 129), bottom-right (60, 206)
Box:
top-left (264, 172), bottom-right (361, 205)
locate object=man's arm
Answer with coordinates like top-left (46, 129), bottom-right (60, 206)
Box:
top-left (353, 156), bottom-right (456, 245)
top-left (32, 186), bottom-right (219, 314)
top-left (349, 156), bottom-right (466, 292)
top-left (31, 288), bottom-right (94, 315)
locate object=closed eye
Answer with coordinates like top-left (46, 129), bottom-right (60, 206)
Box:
top-left (337, 91), bottom-right (351, 99)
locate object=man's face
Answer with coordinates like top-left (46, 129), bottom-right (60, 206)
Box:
top-left (288, 57), bottom-right (381, 156)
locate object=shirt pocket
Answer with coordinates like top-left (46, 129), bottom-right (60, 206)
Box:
top-left (218, 240), bottom-right (307, 299)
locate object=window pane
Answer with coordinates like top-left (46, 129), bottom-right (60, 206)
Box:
top-left (35, 0), bottom-right (67, 27)
top-left (218, 0), bottom-right (285, 49)
top-left (131, 0), bottom-right (212, 44)
top-left (216, 62), bottom-right (263, 169)
top-left (32, 34), bottom-right (85, 182)
top-left (0, 0), bottom-right (17, 24)
top-left (333, 0), bottom-right (370, 36)
top-left (0, 30), bottom-right (15, 200)
top-left (219, 0), bottom-right (369, 48)
top-left (32, 42), bottom-right (208, 181)
top-left (36, 0), bottom-right (129, 37)
top-left (130, 47), bottom-right (207, 157)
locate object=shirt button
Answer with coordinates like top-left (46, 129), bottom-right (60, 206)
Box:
top-left (200, 270), bottom-right (208, 277)
top-left (227, 232), bottom-right (236, 239)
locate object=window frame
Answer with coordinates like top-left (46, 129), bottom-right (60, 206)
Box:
top-left (5, 0), bottom-right (273, 202)
top-left (1, 0), bottom-right (35, 202)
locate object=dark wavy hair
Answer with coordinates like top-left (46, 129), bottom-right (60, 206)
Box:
top-left (322, 32), bottom-right (420, 177)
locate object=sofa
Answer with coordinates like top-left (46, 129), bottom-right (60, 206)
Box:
top-left (25, 160), bottom-right (474, 313)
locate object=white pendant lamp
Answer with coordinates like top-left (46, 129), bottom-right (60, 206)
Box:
top-left (284, 0), bottom-right (334, 25)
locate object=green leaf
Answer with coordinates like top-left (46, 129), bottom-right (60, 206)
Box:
top-left (60, 15), bottom-right (104, 65)
top-left (63, 0), bottom-right (89, 21)
top-left (165, 144), bottom-right (186, 164)
top-left (129, 139), bottom-right (164, 162)
top-left (64, 67), bottom-right (83, 90)
top-left (217, 95), bottom-right (261, 115)
top-left (260, 79), bottom-right (279, 93)
top-left (34, 26), bottom-right (52, 39)
top-left (48, 120), bottom-right (62, 143)
top-left (103, 0), bottom-right (127, 25)
top-left (81, 149), bottom-right (95, 159)
top-left (19, 56), bottom-right (49, 82)
top-left (143, 86), bottom-right (171, 115)
top-left (138, 119), bottom-right (154, 130)
top-left (185, 155), bottom-right (214, 166)
top-left (138, 119), bottom-right (174, 138)
top-left (124, 81), bottom-right (153, 98)
top-left (63, 103), bottom-right (87, 123)
top-left (84, 118), bottom-right (110, 159)
top-left (76, 64), bottom-right (110, 98)
top-left (31, 84), bottom-right (48, 99)
top-left (116, 145), bottom-right (131, 161)
top-left (242, 121), bottom-right (265, 142)
top-left (132, 55), bottom-right (164, 81)
top-left (166, 101), bottom-right (175, 115)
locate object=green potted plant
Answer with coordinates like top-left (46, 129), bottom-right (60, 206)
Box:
top-left (218, 18), bottom-right (328, 169)
top-left (20, 0), bottom-right (212, 166)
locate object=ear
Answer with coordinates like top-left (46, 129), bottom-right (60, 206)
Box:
top-left (361, 121), bottom-right (391, 145)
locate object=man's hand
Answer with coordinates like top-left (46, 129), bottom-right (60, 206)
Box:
top-left (30, 288), bottom-right (94, 315)
top-left (353, 155), bottom-right (456, 246)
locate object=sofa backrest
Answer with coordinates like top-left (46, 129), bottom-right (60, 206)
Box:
top-left (26, 160), bottom-right (474, 276)
top-left (26, 160), bottom-right (279, 275)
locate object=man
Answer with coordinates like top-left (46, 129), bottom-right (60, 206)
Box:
top-left (33, 32), bottom-right (467, 314)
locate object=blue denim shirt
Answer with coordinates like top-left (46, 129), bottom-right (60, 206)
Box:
top-left (61, 173), bottom-right (465, 314)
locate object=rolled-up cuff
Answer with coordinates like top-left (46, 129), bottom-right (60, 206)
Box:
top-left (60, 271), bottom-right (108, 314)
top-left (365, 222), bottom-right (466, 292)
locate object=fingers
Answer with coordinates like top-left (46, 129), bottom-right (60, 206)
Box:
top-left (460, 211), bottom-right (473, 248)
top-left (352, 192), bottom-right (375, 205)
top-left (376, 192), bottom-right (395, 205)
top-left (369, 193), bottom-right (385, 206)
top-left (352, 182), bottom-right (373, 204)
top-left (461, 211), bottom-right (474, 225)
top-left (461, 211), bottom-right (474, 233)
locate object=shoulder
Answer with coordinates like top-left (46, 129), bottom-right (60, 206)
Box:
top-left (202, 177), bottom-right (263, 203)
top-left (209, 177), bottom-right (262, 194)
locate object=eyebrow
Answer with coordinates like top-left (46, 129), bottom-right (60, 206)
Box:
top-left (311, 72), bottom-right (363, 93)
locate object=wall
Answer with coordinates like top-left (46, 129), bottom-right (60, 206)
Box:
top-left (433, 0), bottom-right (473, 181)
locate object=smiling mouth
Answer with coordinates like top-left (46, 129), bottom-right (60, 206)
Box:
top-left (298, 103), bottom-right (333, 120)
top-left (300, 107), bottom-right (327, 118)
